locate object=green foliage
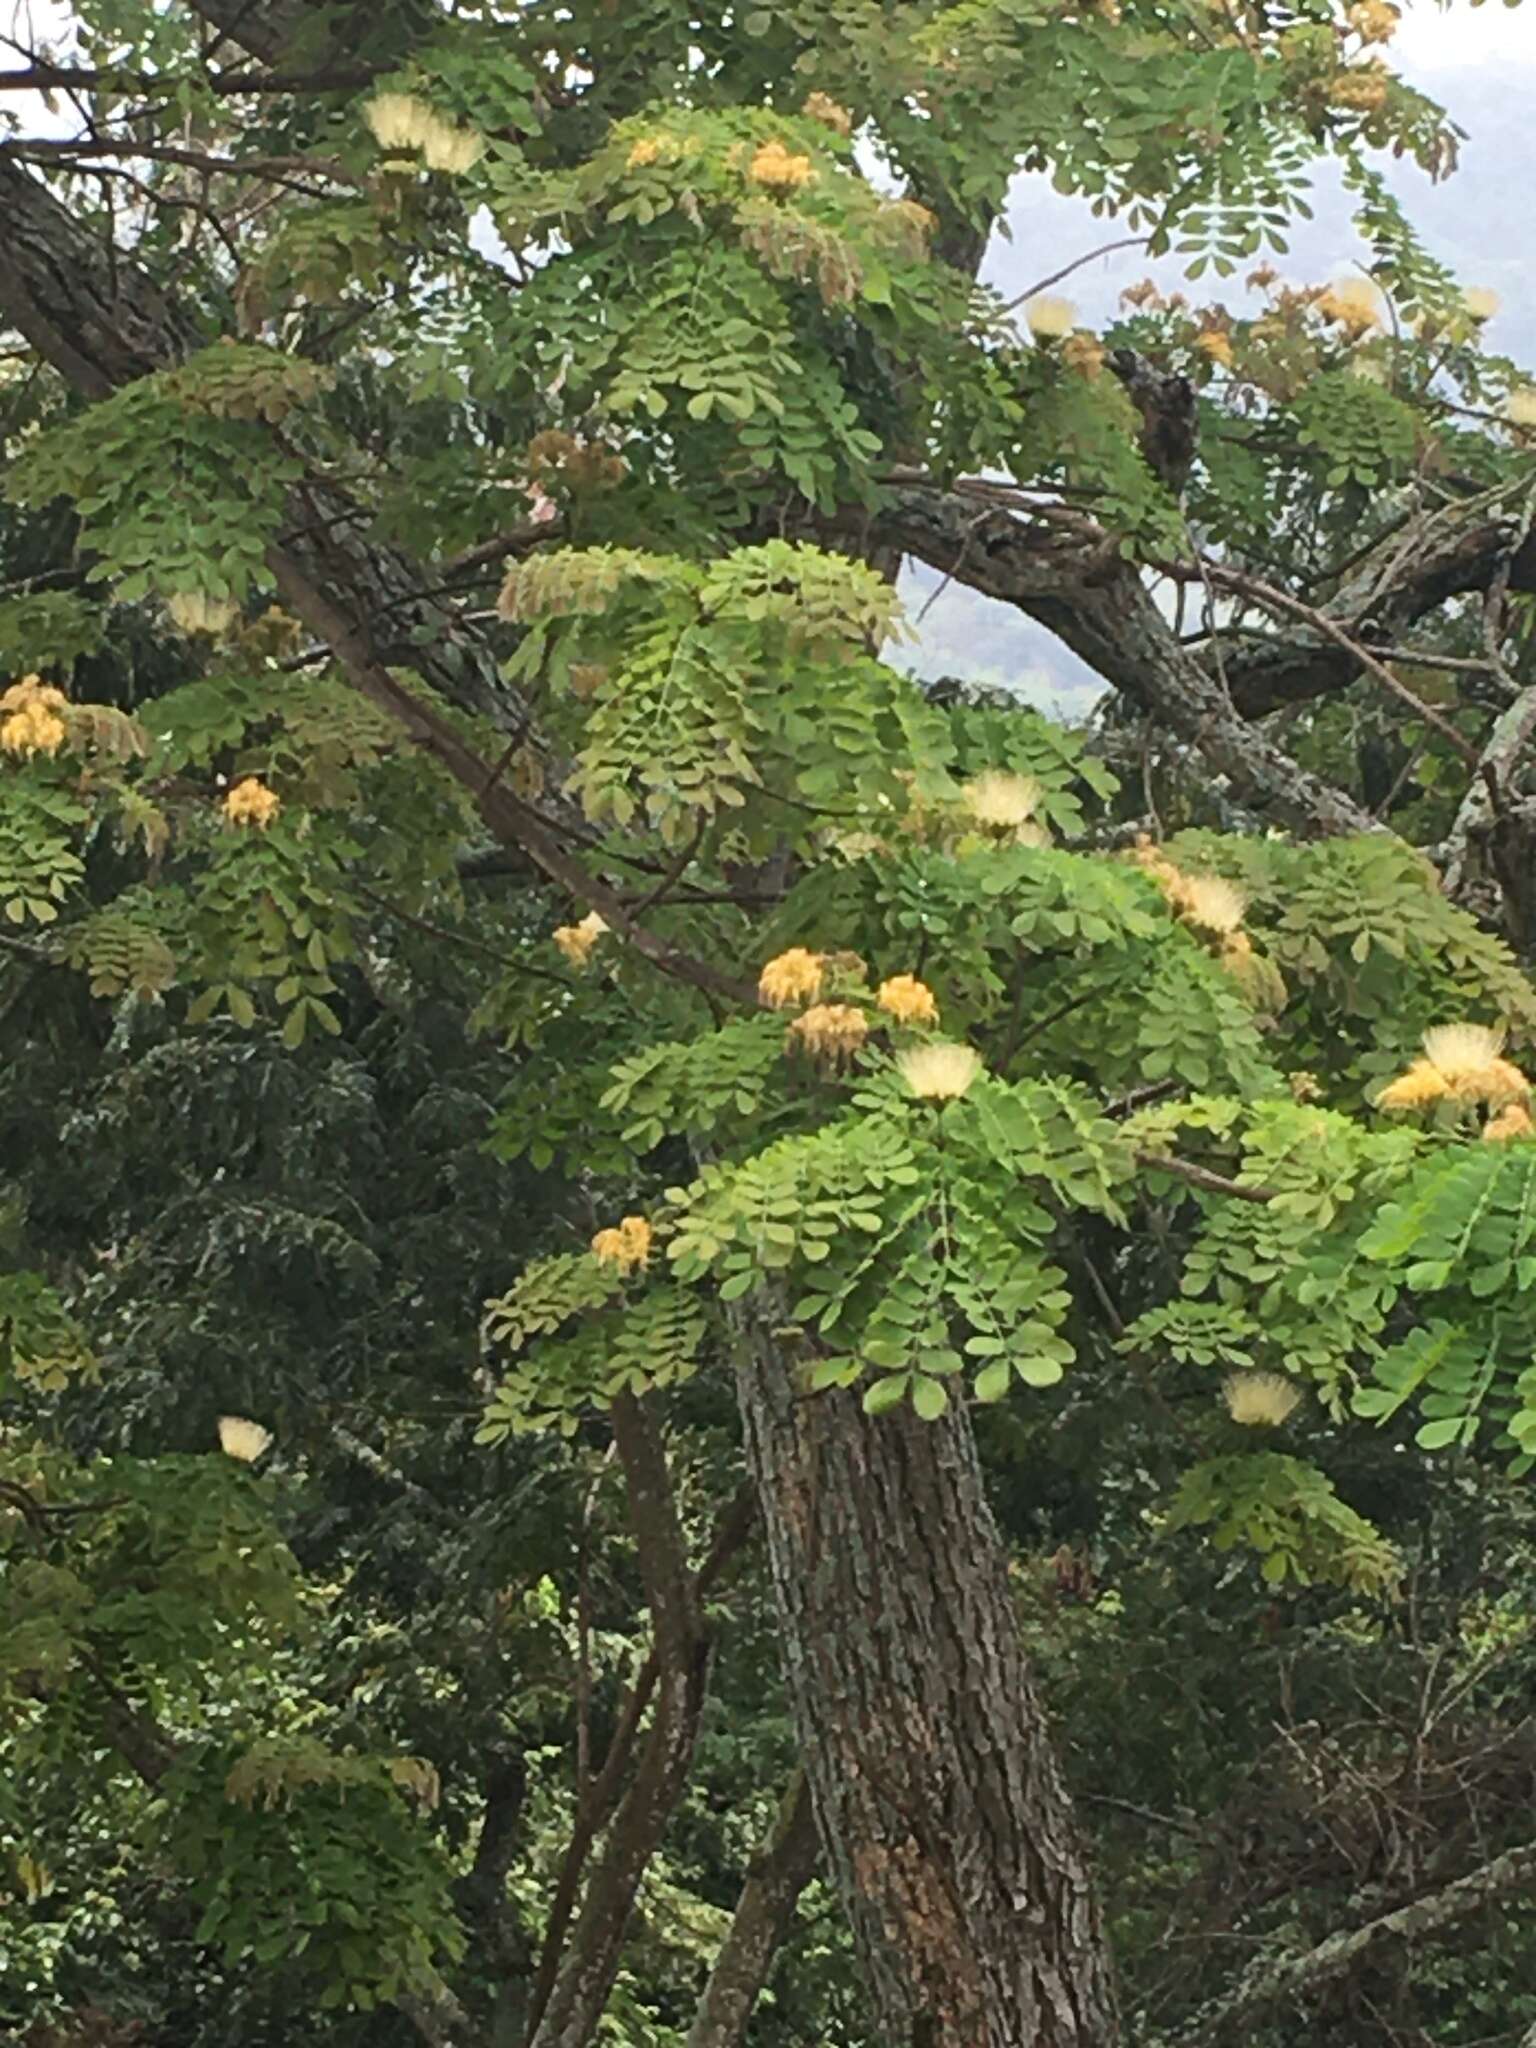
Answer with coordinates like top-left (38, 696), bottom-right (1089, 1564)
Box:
top-left (1165, 1452), bottom-right (1403, 1592)
top-left (2, 0), bottom-right (1534, 2041)
top-left (6, 349), bottom-right (328, 603)
top-left (1293, 369), bottom-right (1418, 489)
top-left (166, 1740), bottom-right (462, 2010)
top-left (0, 590), bottom-right (105, 672)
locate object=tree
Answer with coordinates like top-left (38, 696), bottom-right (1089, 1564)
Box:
top-left (2, 2), bottom-right (1535, 2045)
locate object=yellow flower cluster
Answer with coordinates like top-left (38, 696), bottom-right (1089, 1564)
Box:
top-left (591, 1215), bottom-right (653, 1273)
top-left (1329, 61), bottom-right (1391, 112)
top-left (788, 1003), bottom-right (868, 1063)
top-left (1463, 287), bottom-right (1500, 324)
top-left (759, 947), bottom-right (824, 1008)
top-left (897, 1042), bottom-right (983, 1101)
top-left (0, 675), bottom-right (68, 758)
top-left (877, 975), bottom-right (938, 1026)
top-left (1484, 1102), bottom-right (1535, 1144)
top-left (1345, 0), bottom-right (1399, 42)
top-left (885, 198), bottom-right (937, 240)
top-left (223, 776), bottom-right (281, 829)
top-left (802, 91), bottom-right (853, 135)
top-left (363, 92), bottom-right (484, 175)
top-left (1316, 276), bottom-right (1386, 336)
top-left (553, 910), bottom-right (608, 968)
top-left (749, 139), bottom-right (816, 191)
top-left (1061, 332), bottom-right (1106, 380)
top-left (1195, 329), bottom-right (1236, 369)
top-left (1222, 1371), bottom-right (1302, 1427)
top-left (627, 137), bottom-right (662, 168)
top-left (1506, 387), bottom-right (1536, 431)
top-left (1377, 1024), bottom-right (1531, 1112)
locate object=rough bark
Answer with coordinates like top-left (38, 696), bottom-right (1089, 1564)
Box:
top-left (685, 1771), bottom-right (821, 2048)
top-left (733, 1321), bottom-right (1118, 2048)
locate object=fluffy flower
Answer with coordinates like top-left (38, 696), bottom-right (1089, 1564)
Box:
top-left (223, 776), bottom-right (280, 829)
top-left (1222, 1372), bottom-right (1302, 1427)
top-left (1484, 1102), bottom-right (1535, 1144)
top-left (553, 910), bottom-right (608, 967)
top-left (788, 1003), bottom-right (869, 1063)
top-left (591, 1215), bottom-right (653, 1273)
top-left (627, 136), bottom-right (662, 168)
top-left (877, 975), bottom-right (939, 1026)
top-left (897, 1042), bottom-right (984, 1101)
top-left (1347, 353), bottom-right (1389, 385)
top-left (759, 947), bottom-right (824, 1009)
top-left (1378, 1023), bottom-right (1531, 1111)
top-left (1346, 0), bottom-right (1399, 40)
top-left (1024, 294), bottom-right (1076, 340)
top-left (1179, 872), bottom-right (1247, 936)
top-left (421, 120), bottom-right (484, 175)
top-left (364, 93), bottom-right (482, 174)
top-left (166, 590), bottom-right (238, 637)
top-left (1506, 386), bottom-right (1536, 430)
top-left (364, 92), bottom-right (435, 150)
top-left (802, 91), bottom-right (853, 134)
top-left (218, 1415), bottom-right (274, 1462)
top-left (1317, 276), bottom-right (1387, 336)
top-left (749, 140), bottom-right (816, 191)
top-left (1462, 286), bottom-right (1500, 324)
top-left (1195, 329), bottom-right (1235, 368)
top-left (1, 703), bottom-right (66, 756)
top-left (962, 769), bottom-right (1043, 832)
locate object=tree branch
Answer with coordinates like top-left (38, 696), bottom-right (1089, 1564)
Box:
top-left (524, 1395), bottom-right (716, 2048)
top-left (524, 1482), bottom-right (756, 2046)
top-left (685, 1770), bottom-right (821, 2048)
top-left (1174, 1838), bottom-right (1536, 2044)
top-left (875, 488), bottom-right (1374, 837)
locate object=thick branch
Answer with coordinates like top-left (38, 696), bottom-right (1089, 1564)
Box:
top-left (879, 488), bottom-right (1373, 837)
top-left (0, 61), bottom-right (383, 95)
top-left (685, 1770), bottom-right (821, 2048)
top-left (1215, 509), bottom-right (1536, 717)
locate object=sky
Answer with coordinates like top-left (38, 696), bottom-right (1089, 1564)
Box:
top-left (6, 1), bottom-right (1535, 707)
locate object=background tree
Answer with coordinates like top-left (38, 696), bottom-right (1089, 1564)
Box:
top-left (2, 2), bottom-right (1536, 2046)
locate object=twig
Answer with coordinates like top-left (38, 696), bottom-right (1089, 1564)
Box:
top-left (1134, 1150), bottom-right (1278, 1205)
top-left (999, 235), bottom-right (1150, 314)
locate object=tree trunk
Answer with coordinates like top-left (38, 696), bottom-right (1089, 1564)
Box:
top-left (732, 1320), bottom-right (1118, 2048)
